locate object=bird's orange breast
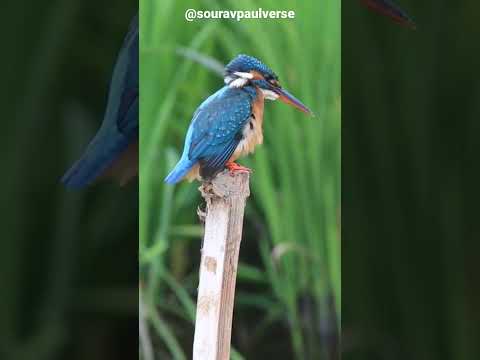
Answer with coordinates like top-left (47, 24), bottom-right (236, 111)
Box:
top-left (230, 89), bottom-right (265, 161)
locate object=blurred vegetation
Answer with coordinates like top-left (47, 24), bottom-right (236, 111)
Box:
top-left (343, 1), bottom-right (480, 359)
top-left (140, 0), bottom-right (340, 359)
top-left (0, 1), bottom-right (138, 359)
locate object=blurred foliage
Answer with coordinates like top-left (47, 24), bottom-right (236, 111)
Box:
top-left (140, 0), bottom-right (340, 359)
top-left (0, 1), bottom-right (138, 359)
top-left (343, 1), bottom-right (480, 359)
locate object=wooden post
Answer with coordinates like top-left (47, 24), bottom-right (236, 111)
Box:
top-left (193, 171), bottom-right (250, 360)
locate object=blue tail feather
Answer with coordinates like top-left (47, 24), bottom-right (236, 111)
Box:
top-left (164, 158), bottom-right (195, 184)
top-left (62, 133), bottom-right (129, 189)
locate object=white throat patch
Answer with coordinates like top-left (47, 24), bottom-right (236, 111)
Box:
top-left (261, 89), bottom-right (279, 100)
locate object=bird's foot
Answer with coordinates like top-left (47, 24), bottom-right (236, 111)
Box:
top-left (225, 161), bottom-right (251, 175)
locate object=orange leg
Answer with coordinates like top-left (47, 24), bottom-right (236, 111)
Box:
top-left (225, 161), bottom-right (251, 175)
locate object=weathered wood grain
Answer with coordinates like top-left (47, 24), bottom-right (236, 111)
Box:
top-left (193, 170), bottom-right (250, 360)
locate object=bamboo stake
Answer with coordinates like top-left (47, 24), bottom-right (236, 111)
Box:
top-left (193, 171), bottom-right (250, 360)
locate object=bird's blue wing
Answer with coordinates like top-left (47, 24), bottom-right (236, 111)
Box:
top-left (117, 15), bottom-right (139, 137)
top-left (188, 87), bottom-right (252, 178)
top-left (62, 14), bottom-right (138, 189)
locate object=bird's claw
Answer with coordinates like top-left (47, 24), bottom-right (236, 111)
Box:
top-left (225, 161), bottom-right (252, 175)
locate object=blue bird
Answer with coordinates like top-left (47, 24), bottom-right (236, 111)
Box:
top-left (165, 54), bottom-right (313, 184)
top-left (361, 0), bottom-right (415, 28)
top-left (62, 14), bottom-right (139, 188)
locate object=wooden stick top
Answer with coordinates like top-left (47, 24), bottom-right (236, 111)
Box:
top-left (199, 170), bottom-right (251, 200)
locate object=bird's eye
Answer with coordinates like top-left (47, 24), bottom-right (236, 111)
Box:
top-left (269, 79), bottom-right (279, 87)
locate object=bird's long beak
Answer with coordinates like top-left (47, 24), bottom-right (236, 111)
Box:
top-left (273, 87), bottom-right (313, 115)
top-left (361, 0), bottom-right (416, 28)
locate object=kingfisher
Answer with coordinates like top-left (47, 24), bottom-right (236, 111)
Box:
top-left (62, 14), bottom-right (139, 189)
top-left (361, 0), bottom-right (416, 28)
top-left (164, 55), bottom-right (312, 184)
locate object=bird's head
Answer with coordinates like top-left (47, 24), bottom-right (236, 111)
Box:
top-left (224, 54), bottom-right (313, 115)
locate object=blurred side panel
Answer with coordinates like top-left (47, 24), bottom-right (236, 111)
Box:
top-left (0, 1), bottom-right (138, 359)
top-left (343, 1), bottom-right (480, 359)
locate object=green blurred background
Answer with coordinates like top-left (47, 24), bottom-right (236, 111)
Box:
top-left (4, 1), bottom-right (478, 360)
top-left (140, 0), bottom-right (340, 359)
top-left (0, 1), bottom-right (138, 359)
top-left (343, 1), bottom-right (480, 359)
